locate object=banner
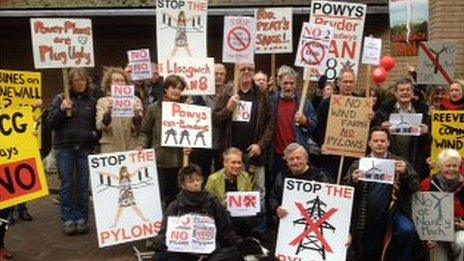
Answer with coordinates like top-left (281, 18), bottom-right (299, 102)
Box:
top-left (127, 49), bottom-right (152, 81)
top-left (166, 214), bottom-right (216, 254)
top-left (0, 108), bottom-right (48, 209)
top-left (30, 18), bottom-right (94, 69)
top-left (388, 113), bottom-right (423, 136)
top-left (158, 58), bottom-right (215, 95)
top-left (361, 37), bottom-right (382, 65)
top-left (226, 191), bottom-right (260, 217)
top-left (88, 149), bottom-right (163, 247)
top-left (417, 42), bottom-right (456, 85)
top-left (309, 0), bottom-right (367, 80)
top-left (323, 95), bottom-right (373, 158)
top-left (111, 84), bottom-right (135, 117)
top-left (275, 179), bottom-right (353, 261)
top-left (412, 192), bottom-right (454, 242)
top-left (255, 8), bottom-right (293, 54)
top-left (389, 0), bottom-right (428, 56)
top-left (359, 158), bottom-right (396, 184)
top-left (156, 0), bottom-right (207, 61)
top-left (295, 22), bottom-right (333, 73)
top-left (161, 102), bottom-right (212, 148)
top-left (223, 16), bottom-right (256, 64)
top-left (431, 111), bottom-right (464, 175)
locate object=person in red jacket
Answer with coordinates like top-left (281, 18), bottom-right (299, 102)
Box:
top-left (421, 149), bottom-right (464, 261)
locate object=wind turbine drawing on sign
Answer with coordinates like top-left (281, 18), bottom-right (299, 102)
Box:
top-left (364, 159), bottom-right (383, 180)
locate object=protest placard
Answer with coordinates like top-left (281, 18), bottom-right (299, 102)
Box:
top-left (388, 113), bottom-right (423, 136)
top-left (0, 108), bottom-right (48, 209)
top-left (223, 16), bottom-right (256, 64)
top-left (226, 191), bottom-right (260, 217)
top-left (0, 69), bottom-right (42, 110)
top-left (412, 192), bottom-right (454, 242)
top-left (88, 149), bottom-right (163, 247)
top-left (323, 95), bottom-right (373, 158)
top-left (389, 0), bottom-right (428, 56)
top-left (30, 18), bottom-right (94, 69)
top-left (430, 111), bottom-right (464, 175)
top-left (127, 49), bottom-right (152, 81)
top-left (255, 8), bottom-right (292, 54)
top-left (275, 179), bottom-right (353, 261)
top-left (361, 37), bottom-right (382, 65)
top-left (111, 84), bottom-right (135, 117)
top-left (232, 100), bottom-right (252, 122)
top-left (166, 214), bottom-right (216, 254)
top-left (309, 1), bottom-right (366, 80)
top-left (158, 58), bottom-right (215, 95)
top-left (161, 102), bottom-right (211, 148)
top-left (156, 0), bottom-right (207, 61)
top-left (418, 42), bottom-right (456, 85)
top-left (359, 158), bottom-right (396, 184)
top-left (295, 22), bottom-right (333, 75)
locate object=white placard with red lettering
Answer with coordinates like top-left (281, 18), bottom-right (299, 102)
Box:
top-left (223, 16), bottom-right (256, 64)
top-left (275, 179), bottom-right (353, 261)
top-left (127, 48), bottom-right (152, 81)
top-left (161, 102), bottom-right (212, 148)
top-left (255, 8), bottom-right (293, 54)
top-left (232, 101), bottom-right (252, 122)
top-left (111, 84), bottom-right (135, 117)
top-left (361, 37), bottom-right (382, 65)
top-left (166, 214), bottom-right (216, 254)
top-left (159, 58), bottom-right (215, 95)
top-left (88, 149), bottom-right (163, 248)
top-left (388, 113), bottom-right (423, 136)
top-left (307, 1), bottom-right (367, 81)
top-left (359, 158), bottom-right (396, 184)
top-left (30, 18), bottom-right (95, 69)
top-left (226, 191), bottom-right (260, 217)
top-left (295, 22), bottom-right (333, 71)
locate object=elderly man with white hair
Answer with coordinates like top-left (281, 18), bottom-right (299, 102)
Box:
top-left (421, 149), bottom-right (464, 261)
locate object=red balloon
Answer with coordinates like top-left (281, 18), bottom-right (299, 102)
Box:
top-left (380, 55), bottom-right (396, 71)
top-left (371, 67), bottom-right (388, 84)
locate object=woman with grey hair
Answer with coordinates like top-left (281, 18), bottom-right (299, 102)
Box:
top-left (421, 149), bottom-right (464, 261)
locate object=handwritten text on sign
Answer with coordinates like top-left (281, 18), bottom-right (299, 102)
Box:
top-left (167, 214), bottom-right (216, 254)
top-left (111, 85), bottom-right (135, 117)
top-left (361, 37), bottom-right (382, 65)
top-left (323, 95), bottom-right (373, 158)
top-left (255, 8), bottom-right (292, 54)
top-left (275, 179), bottom-right (353, 261)
top-left (161, 102), bottom-right (212, 148)
top-left (226, 191), bottom-right (260, 217)
top-left (0, 69), bottom-right (42, 111)
top-left (30, 18), bottom-right (94, 69)
top-left (412, 192), bottom-right (454, 242)
top-left (127, 49), bottom-right (152, 81)
top-left (295, 22), bottom-right (333, 71)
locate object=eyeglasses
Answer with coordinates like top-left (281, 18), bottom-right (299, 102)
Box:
top-left (239, 67), bottom-right (255, 72)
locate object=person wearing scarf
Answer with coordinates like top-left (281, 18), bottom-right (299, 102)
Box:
top-left (440, 80), bottom-right (464, 111)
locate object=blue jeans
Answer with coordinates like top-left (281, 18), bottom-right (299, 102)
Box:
top-left (56, 148), bottom-right (90, 223)
top-left (391, 212), bottom-right (416, 261)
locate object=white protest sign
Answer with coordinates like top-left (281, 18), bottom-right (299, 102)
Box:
top-left (418, 42), bottom-right (456, 85)
top-left (159, 58), bottom-right (215, 95)
top-left (359, 158), bottom-right (396, 184)
top-left (127, 49), bottom-right (152, 81)
top-left (361, 37), bottom-right (382, 65)
top-left (308, 1), bottom-right (367, 81)
top-left (255, 8), bottom-right (293, 54)
top-left (295, 22), bottom-right (333, 73)
top-left (161, 102), bottom-right (212, 148)
top-left (111, 84), bottom-right (135, 117)
top-left (232, 100), bottom-right (252, 122)
top-left (275, 179), bottom-right (353, 261)
top-left (156, 0), bottom-right (207, 61)
top-left (88, 149), bottom-right (163, 247)
top-left (226, 191), bottom-right (260, 217)
top-left (412, 192), bottom-right (454, 242)
top-left (223, 16), bottom-right (256, 64)
top-left (166, 214), bottom-right (216, 254)
top-left (389, 113), bottom-right (423, 136)
top-left (30, 18), bottom-right (95, 69)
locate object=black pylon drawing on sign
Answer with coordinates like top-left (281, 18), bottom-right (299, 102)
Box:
top-left (429, 46), bottom-right (447, 74)
top-left (179, 129), bottom-right (191, 145)
top-left (194, 131), bottom-right (206, 146)
top-left (430, 193), bottom-right (449, 220)
top-left (97, 167), bottom-right (153, 193)
top-left (293, 196), bottom-right (336, 260)
top-left (340, 60), bottom-right (355, 72)
top-left (164, 128), bottom-right (178, 144)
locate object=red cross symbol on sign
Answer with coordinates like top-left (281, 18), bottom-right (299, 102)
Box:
top-left (227, 26), bottom-right (251, 52)
top-left (332, 96), bottom-right (342, 106)
top-left (289, 202), bottom-right (338, 253)
top-left (301, 41), bottom-right (325, 66)
top-left (243, 195), bottom-right (257, 208)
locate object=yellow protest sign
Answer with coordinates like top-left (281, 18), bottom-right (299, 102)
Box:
top-left (0, 108), bottom-right (49, 209)
top-left (323, 95), bottom-right (373, 158)
top-left (431, 111), bottom-right (464, 175)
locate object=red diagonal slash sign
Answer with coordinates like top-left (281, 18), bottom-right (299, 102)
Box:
top-left (419, 43), bottom-right (453, 84)
top-left (332, 96), bottom-right (342, 106)
top-left (289, 202), bottom-right (338, 253)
